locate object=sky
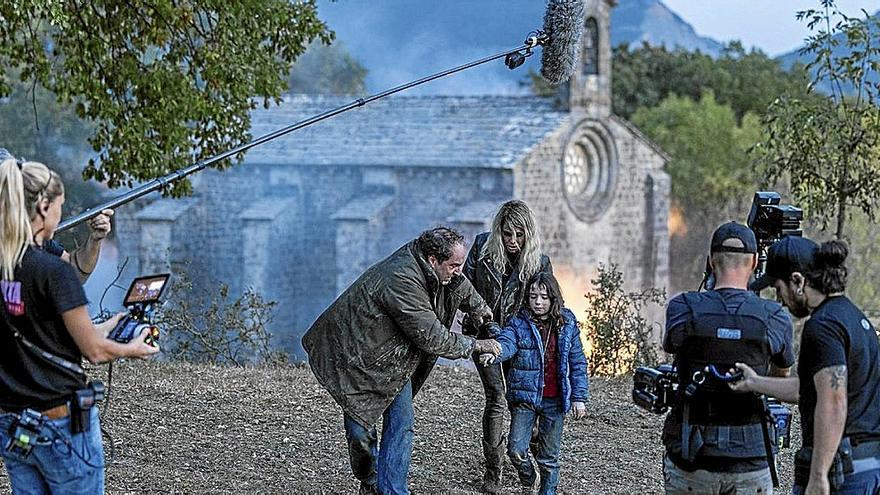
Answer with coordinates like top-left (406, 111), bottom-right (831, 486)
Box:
top-left (663, 0), bottom-right (880, 56)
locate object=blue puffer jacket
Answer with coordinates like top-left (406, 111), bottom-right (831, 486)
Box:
top-left (496, 308), bottom-right (589, 412)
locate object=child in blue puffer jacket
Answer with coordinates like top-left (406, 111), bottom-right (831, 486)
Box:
top-left (479, 271), bottom-right (589, 495)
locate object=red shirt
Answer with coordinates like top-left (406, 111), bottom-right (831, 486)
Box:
top-left (535, 319), bottom-right (560, 398)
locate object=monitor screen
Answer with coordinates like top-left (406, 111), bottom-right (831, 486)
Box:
top-left (123, 274), bottom-right (171, 306)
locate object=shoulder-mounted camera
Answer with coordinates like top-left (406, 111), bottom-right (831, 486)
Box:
top-left (747, 192), bottom-right (803, 252)
top-left (701, 192), bottom-right (803, 291)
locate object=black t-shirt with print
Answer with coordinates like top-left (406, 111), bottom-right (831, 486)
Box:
top-left (0, 246), bottom-right (89, 410)
top-left (798, 295), bottom-right (880, 447)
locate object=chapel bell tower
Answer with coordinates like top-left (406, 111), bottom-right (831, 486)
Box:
top-left (569, 0), bottom-right (615, 117)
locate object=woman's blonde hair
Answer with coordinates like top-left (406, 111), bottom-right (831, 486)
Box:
top-left (0, 158), bottom-right (64, 281)
top-left (484, 200), bottom-right (543, 282)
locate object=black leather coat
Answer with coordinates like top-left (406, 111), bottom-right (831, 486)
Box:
top-left (462, 232), bottom-right (552, 336)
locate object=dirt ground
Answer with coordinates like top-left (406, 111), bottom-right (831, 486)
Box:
top-left (0, 361), bottom-right (800, 494)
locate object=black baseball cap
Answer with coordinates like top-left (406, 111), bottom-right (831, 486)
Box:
top-left (710, 222), bottom-right (757, 254)
top-left (750, 236), bottom-right (819, 291)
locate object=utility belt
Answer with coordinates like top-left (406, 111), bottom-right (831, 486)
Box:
top-left (2, 381), bottom-right (104, 458)
top-left (0, 403), bottom-right (70, 420)
top-left (794, 437), bottom-right (880, 490)
top-left (672, 364), bottom-right (783, 487)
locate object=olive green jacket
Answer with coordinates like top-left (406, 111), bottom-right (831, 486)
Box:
top-left (302, 240), bottom-right (487, 428)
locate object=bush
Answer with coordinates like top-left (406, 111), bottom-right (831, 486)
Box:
top-left (157, 269), bottom-right (286, 367)
top-left (583, 263), bottom-right (665, 376)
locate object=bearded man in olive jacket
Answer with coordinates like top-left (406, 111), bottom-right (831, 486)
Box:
top-left (302, 226), bottom-right (501, 495)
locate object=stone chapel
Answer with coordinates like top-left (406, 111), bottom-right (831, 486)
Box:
top-left (117, 0), bottom-right (670, 357)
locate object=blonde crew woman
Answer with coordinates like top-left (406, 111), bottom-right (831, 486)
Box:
top-left (0, 159), bottom-right (158, 493)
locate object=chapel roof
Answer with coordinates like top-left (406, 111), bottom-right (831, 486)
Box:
top-left (244, 95), bottom-right (570, 169)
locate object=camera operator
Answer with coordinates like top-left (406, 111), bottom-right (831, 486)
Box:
top-left (662, 222), bottom-right (795, 494)
top-left (0, 159), bottom-right (158, 492)
top-left (732, 237), bottom-right (880, 494)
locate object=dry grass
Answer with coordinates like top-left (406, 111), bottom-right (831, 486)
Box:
top-left (0, 361), bottom-right (799, 494)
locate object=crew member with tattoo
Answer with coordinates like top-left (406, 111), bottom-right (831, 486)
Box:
top-left (733, 237), bottom-right (880, 494)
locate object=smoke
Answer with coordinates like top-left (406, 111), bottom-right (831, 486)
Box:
top-left (315, 0), bottom-right (548, 95)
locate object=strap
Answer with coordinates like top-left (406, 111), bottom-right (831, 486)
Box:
top-left (760, 396), bottom-right (780, 488)
top-left (852, 457), bottom-right (880, 474)
top-left (681, 400), bottom-right (691, 461)
top-left (71, 250), bottom-right (94, 276)
top-left (0, 295), bottom-right (85, 377)
top-left (40, 403), bottom-right (70, 420)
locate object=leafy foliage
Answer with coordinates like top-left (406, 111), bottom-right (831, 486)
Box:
top-left (0, 70), bottom-right (99, 246)
top-left (632, 93), bottom-right (761, 209)
top-left (753, 1), bottom-right (880, 238)
top-left (841, 210), bottom-right (880, 311)
top-left (583, 263), bottom-right (665, 376)
top-left (157, 268), bottom-right (286, 366)
top-left (288, 40), bottom-right (367, 96)
top-left (612, 41), bottom-right (812, 121)
top-left (631, 93), bottom-right (763, 289)
top-left (0, 1), bottom-right (332, 195)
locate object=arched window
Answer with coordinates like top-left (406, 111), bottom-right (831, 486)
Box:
top-left (582, 17), bottom-right (599, 76)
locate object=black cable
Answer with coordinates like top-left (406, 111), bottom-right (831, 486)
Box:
top-left (1, 411), bottom-right (106, 469)
top-left (93, 259), bottom-right (128, 465)
top-left (99, 257), bottom-right (129, 315)
top-left (100, 361), bottom-right (116, 464)
top-left (42, 420), bottom-right (106, 469)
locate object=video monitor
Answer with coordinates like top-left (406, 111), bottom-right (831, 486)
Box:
top-left (123, 274), bottom-right (171, 306)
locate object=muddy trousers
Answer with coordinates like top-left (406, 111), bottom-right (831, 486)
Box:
top-left (344, 380), bottom-right (414, 495)
top-left (508, 397), bottom-right (564, 495)
top-left (472, 353), bottom-right (508, 479)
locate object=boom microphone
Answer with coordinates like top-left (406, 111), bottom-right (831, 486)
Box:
top-left (541, 0), bottom-right (586, 85)
top-left (57, 1), bottom-right (588, 232)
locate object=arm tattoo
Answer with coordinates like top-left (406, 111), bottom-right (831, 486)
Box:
top-left (825, 365), bottom-right (847, 391)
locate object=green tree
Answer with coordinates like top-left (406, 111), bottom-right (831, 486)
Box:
top-left (0, 71), bottom-right (99, 245)
top-left (632, 93), bottom-right (763, 290)
top-left (288, 40), bottom-right (367, 96)
top-left (841, 210), bottom-right (880, 311)
top-left (0, 1), bottom-right (332, 195)
top-left (753, 1), bottom-right (880, 238)
top-left (611, 42), bottom-right (811, 121)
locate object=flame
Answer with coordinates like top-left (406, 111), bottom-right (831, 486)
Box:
top-left (668, 203), bottom-right (687, 238)
top-left (552, 264), bottom-right (596, 362)
top-left (553, 264), bottom-right (593, 324)
top-left (552, 264), bottom-right (650, 376)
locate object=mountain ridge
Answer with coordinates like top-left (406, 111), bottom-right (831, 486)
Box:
top-left (313, 0), bottom-right (726, 95)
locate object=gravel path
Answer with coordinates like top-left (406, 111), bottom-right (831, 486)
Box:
top-left (0, 361), bottom-right (799, 494)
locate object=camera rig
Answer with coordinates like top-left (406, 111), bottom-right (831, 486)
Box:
top-left (632, 364), bottom-right (677, 414)
top-left (700, 191), bottom-right (803, 291)
top-left (632, 191), bottom-right (801, 465)
top-left (747, 191), bottom-right (803, 285)
top-left (632, 364), bottom-right (792, 449)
